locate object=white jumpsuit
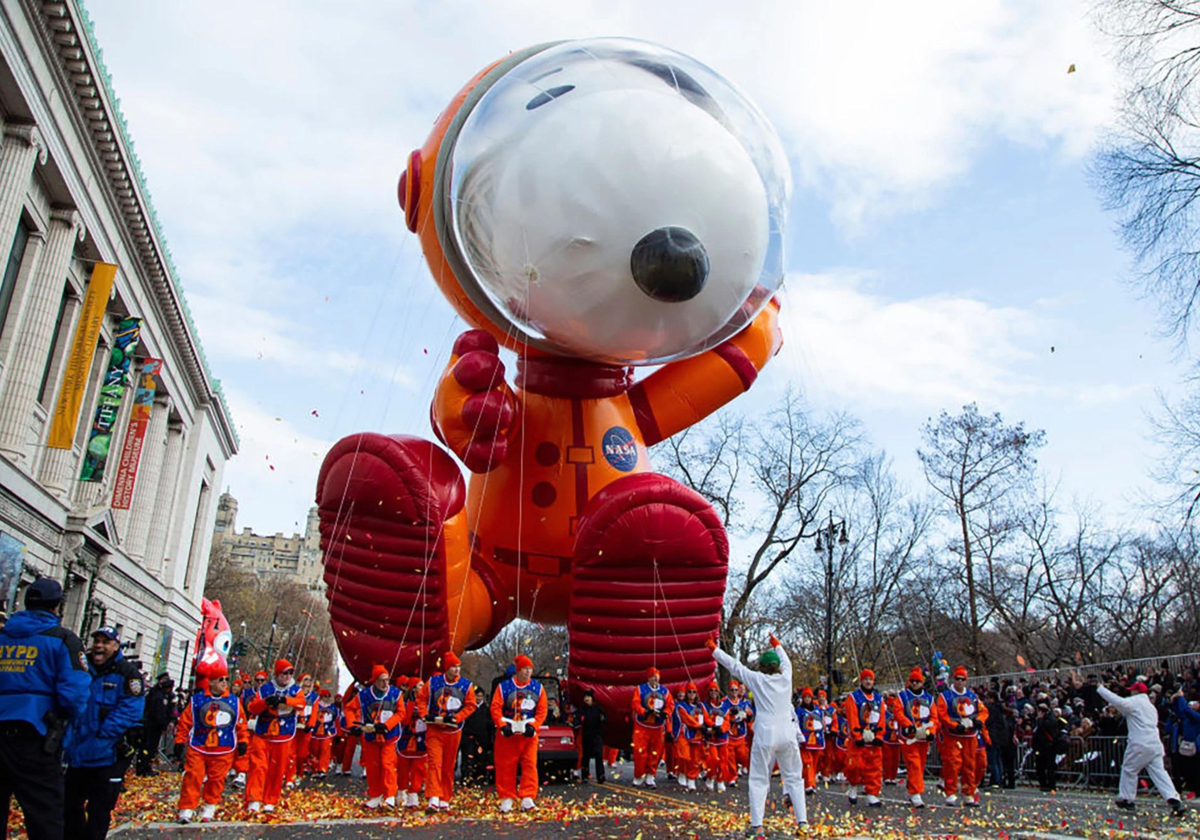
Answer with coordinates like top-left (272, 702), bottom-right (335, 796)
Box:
top-left (1097, 686), bottom-right (1179, 803)
top-left (713, 643), bottom-right (806, 827)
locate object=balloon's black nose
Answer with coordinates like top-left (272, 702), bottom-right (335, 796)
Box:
top-left (630, 226), bottom-right (709, 303)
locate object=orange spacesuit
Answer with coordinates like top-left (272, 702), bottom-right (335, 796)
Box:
top-left (245, 660), bottom-right (306, 812)
top-left (176, 666), bottom-right (247, 822)
top-left (316, 42), bottom-right (788, 736)
top-left (843, 669), bottom-right (887, 806)
top-left (417, 654), bottom-right (478, 810)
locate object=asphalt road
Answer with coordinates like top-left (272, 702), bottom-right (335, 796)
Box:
top-left (108, 763), bottom-right (1197, 839)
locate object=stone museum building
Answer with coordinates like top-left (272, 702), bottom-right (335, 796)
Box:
top-left (0, 0), bottom-right (237, 680)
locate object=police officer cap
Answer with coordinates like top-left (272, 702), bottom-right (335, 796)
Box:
top-left (24, 577), bottom-right (62, 608)
top-left (91, 625), bottom-right (119, 641)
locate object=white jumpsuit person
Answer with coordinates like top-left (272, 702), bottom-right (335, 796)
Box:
top-left (713, 639), bottom-right (806, 829)
top-left (1097, 685), bottom-right (1180, 805)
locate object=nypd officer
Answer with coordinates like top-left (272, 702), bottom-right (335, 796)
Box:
top-left (0, 578), bottom-right (90, 840)
top-left (64, 625), bottom-right (146, 838)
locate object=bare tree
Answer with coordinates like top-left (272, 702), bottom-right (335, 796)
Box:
top-left (918, 403), bottom-right (1046, 672)
top-left (662, 389), bottom-right (863, 655)
top-left (1094, 0), bottom-right (1200, 339)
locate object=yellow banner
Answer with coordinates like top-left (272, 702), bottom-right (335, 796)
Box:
top-left (46, 262), bottom-right (117, 449)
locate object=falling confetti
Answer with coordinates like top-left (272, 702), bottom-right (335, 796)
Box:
top-left (1067, 63), bottom-right (1076, 73)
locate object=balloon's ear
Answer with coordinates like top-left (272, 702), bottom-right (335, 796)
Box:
top-left (398, 150), bottom-right (422, 233)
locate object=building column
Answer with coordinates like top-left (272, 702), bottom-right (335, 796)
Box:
top-left (0, 208), bottom-right (84, 465)
top-left (0, 122), bottom-right (45, 255)
top-left (125, 397), bottom-right (171, 561)
top-left (144, 423), bottom-right (184, 577)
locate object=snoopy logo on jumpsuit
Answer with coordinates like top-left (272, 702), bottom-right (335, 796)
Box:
top-left (316, 38), bottom-right (791, 731)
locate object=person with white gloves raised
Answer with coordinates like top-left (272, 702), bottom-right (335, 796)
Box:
top-left (709, 632), bottom-right (806, 838)
top-left (1072, 671), bottom-right (1186, 818)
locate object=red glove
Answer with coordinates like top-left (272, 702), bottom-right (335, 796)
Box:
top-left (769, 633), bottom-right (780, 648)
top-left (433, 330), bottom-right (517, 473)
top-left (705, 634), bottom-right (718, 652)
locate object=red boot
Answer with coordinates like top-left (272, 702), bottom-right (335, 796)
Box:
top-left (567, 473), bottom-right (728, 740)
top-left (316, 433), bottom-right (465, 681)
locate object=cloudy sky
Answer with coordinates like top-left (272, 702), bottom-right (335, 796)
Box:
top-left (85, 0), bottom-right (1179, 536)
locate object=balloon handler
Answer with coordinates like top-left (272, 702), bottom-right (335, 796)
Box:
top-left (175, 662), bottom-right (248, 823)
top-left (316, 37), bottom-right (791, 736)
top-left (710, 633), bottom-right (806, 837)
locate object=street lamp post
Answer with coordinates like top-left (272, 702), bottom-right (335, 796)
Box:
top-left (814, 511), bottom-right (849, 691)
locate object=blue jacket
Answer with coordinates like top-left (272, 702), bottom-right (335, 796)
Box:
top-left (1174, 696), bottom-right (1200, 745)
top-left (0, 609), bottom-right (90, 734)
top-left (65, 651), bottom-right (146, 767)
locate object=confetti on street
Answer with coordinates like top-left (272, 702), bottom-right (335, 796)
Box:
top-left (7, 764), bottom-right (1197, 839)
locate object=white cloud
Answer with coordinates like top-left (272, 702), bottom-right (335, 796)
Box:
top-left (779, 272), bottom-right (1043, 407)
top-left (220, 389), bottom-right (333, 533)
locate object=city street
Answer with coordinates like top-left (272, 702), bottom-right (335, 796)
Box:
top-left (94, 763), bottom-right (1197, 839)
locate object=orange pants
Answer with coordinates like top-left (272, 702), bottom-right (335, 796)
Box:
top-left (706, 743), bottom-right (734, 783)
top-left (397, 754), bottom-right (427, 794)
top-left (974, 744), bottom-right (987, 789)
top-left (901, 741), bottom-right (930, 794)
top-left (846, 745), bottom-right (883, 795)
top-left (632, 725), bottom-right (665, 779)
top-left (246, 738), bottom-right (290, 806)
top-left (360, 738), bottom-right (398, 799)
top-left (802, 749), bottom-right (822, 789)
top-left (311, 738), bottom-right (332, 774)
top-left (178, 749), bottom-right (236, 810)
top-left (233, 743), bottom-right (249, 775)
top-left (939, 735), bottom-right (978, 798)
top-left (681, 739), bottom-right (703, 779)
top-left (424, 727), bottom-right (463, 803)
top-left (729, 738), bottom-right (750, 773)
top-left (495, 733), bottom-right (538, 800)
top-left (341, 734), bottom-right (359, 773)
top-left (883, 742), bottom-right (900, 780)
top-left (603, 745), bottom-right (619, 765)
top-left (288, 733), bottom-right (311, 780)
top-left (665, 739), bottom-right (678, 776)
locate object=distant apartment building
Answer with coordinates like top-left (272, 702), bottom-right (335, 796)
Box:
top-left (213, 492), bottom-right (323, 591)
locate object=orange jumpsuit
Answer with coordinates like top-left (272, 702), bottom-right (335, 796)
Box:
top-left (897, 687), bottom-right (937, 796)
top-left (726, 695), bottom-right (754, 778)
top-left (396, 697), bottom-right (428, 797)
top-left (631, 682), bottom-right (673, 781)
top-left (882, 695), bottom-right (904, 783)
top-left (246, 682), bottom-right (306, 806)
top-left (974, 729), bottom-right (990, 792)
top-left (795, 703), bottom-right (826, 790)
top-left (286, 690), bottom-right (318, 783)
top-left (702, 696), bottom-right (734, 784)
top-left (339, 695), bottom-right (359, 774)
top-left (231, 681), bottom-right (249, 777)
top-left (843, 688), bottom-right (887, 797)
top-left (418, 674), bottom-right (478, 805)
top-left (349, 684), bottom-right (403, 800)
top-left (176, 689), bottom-right (248, 811)
top-left (935, 687), bottom-right (988, 799)
top-left (675, 700), bottom-right (705, 781)
top-left (309, 698), bottom-right (337, 774)
top-left (816, 698), bottom-right (838, 777)
top-left (491, 677), bottom-right (548, 801)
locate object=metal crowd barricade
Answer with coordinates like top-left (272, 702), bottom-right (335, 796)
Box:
top-left (915, 735), bottom-right (1130, 790)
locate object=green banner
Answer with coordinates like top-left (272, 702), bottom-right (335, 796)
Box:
top-left (80, 317), bottom-right (141, 482)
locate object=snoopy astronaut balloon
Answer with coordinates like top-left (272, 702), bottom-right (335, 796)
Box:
top-left (316, 38), bottom-right (789, 734)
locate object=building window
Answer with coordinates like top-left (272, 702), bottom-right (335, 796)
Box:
top-left (0, 219), bottom-right (31, 334)
top-left (37, 283), bottom-right (72, 405)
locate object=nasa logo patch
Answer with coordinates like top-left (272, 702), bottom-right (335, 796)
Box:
top-left (601, 426), bottom-right (638, 472)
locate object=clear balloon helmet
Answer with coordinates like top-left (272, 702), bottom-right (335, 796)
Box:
top-left (443, 38), bottom-right (791, 365)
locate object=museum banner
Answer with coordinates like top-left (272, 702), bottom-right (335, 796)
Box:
top-left (109, 358), bottom-right (163, 509)
top-left (80, 317), bottom-right (141, 482)
top-left (46, 262), bottom-right (118, 449)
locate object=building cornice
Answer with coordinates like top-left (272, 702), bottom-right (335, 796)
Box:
top-left (24, 0), bottom-right (238, 456)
